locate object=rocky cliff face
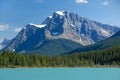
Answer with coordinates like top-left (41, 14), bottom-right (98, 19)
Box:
top-left (43, 11), bottom-right (119, 45)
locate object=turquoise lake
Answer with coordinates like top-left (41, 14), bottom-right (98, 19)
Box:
top-left (0, 68), bottom-right (120, 80)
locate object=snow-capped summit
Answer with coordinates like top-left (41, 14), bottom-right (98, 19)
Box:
top-left (55, 11), bottom-right (65, 16)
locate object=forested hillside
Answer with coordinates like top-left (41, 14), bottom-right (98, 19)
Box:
top-left (0, 45), bottom-right (120, 67)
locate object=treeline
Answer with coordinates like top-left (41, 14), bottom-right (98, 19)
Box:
top-left (0, 45), bottom-right (120, 67)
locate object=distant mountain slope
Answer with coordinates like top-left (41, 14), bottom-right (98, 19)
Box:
top-left (69, 31), bottom-right (120, 54)
top-left (0, 38), bottom-right (12, 50)
top-left (2, 11), bottom-right (120, 56)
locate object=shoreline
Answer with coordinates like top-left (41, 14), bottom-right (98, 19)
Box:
top-left (0, 65), bottom-right (120, 68)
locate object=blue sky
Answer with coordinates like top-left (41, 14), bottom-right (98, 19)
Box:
top-left (0, 0), bottom-right (120, 42)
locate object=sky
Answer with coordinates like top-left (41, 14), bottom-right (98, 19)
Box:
top-left (0, 0), bottom-right (120, 42)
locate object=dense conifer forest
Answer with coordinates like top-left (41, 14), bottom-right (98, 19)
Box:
top-left (0, 45), bottom-right (120, 67)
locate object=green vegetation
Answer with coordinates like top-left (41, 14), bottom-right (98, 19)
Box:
top-left (24, 39), bottom-right (82, 56)
top-left (0, 45), bottom-right (120, 68)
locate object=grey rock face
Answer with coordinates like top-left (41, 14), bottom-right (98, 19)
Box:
top-left (44, 11), bottom-right (120, 45)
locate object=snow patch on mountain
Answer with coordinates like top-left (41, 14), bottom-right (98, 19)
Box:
top-left (49, 16), bottom-right (52, 18)
top-left (55, 11), bottom-right (64, 16)
top-left (29, 23), bottom-right (46, 28)
top-left (70, 24), bottom-right (75, 27)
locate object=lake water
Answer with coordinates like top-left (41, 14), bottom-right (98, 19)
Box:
top-left (0, 68), bottom-right (120, 80)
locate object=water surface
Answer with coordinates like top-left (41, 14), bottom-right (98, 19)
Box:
top-left (0, 68), bottom-right (120, 80)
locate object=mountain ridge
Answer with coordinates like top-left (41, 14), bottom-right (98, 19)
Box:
top-left (69, 30), bottom-right (120, 54)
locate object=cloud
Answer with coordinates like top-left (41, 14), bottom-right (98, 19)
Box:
top-left (0, 24), bottom-right (9, 31)
top-left (14, 27), bottom-right (22, 32)
top-left (102, 1), bottom-right (109, 6)
top-left (75, 0), bottom-right (88, 4)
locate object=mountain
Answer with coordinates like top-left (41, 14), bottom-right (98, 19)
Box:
top-left (2, 11), bottom-right (120, 55)
top-left (69, 31), bottom-right (120, 54)
top-left (0, 44), bottom-right (2, 50)
top-left (2, 23), bottom-right (82, 55)
top-left (43, 11), bottom-right (119, 45)
top-left (0, 38), bottom-right (12, 50)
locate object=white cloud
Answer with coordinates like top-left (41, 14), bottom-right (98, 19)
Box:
top-left (75, 0), bottom-right (88, 4)
top-left (0, 24), bottom-right (9, 31)
top-left (14, 27), bottom-right (22, 32)
top-left (102, 1), bottom-right (109, 6)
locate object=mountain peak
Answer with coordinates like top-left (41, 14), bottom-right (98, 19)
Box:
top-left (55, 11), bottom-right (65, 16)
top-left (3, 38), bottom-right (10, 42)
